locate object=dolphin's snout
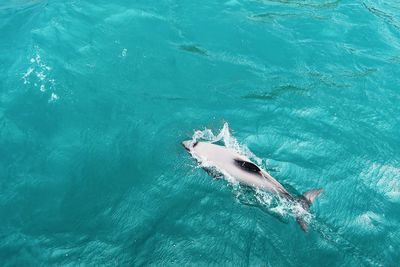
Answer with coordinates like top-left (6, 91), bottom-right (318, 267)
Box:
top-left (182, 140), bottom-right (191, 151)
top-left (182, 140), bottom-right (199, 151)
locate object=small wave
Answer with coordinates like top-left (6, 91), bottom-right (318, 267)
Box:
top-left (361, 162), bottom-right (400, 202)
top-left (353, 211), bottom-right (384, 232)
top-left (105, 8), bottom-right (165, 24)
top-left (311, 220), bottom-right (385, 266)
top-left (254, 0), bottom-right (341, 9)
top-left (0, 0), bottom-right (44, 11)
top-left (362, 2), bottom-right (400, 31)
top-left (224, 0), bottom-right (241, 6)
top-left (210, 52), bottom-right (268, 76)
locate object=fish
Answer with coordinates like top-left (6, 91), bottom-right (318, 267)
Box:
top-left (178, 44), bottom-right (208, 56)
top-left (182, 140), bottom-right (323, 232)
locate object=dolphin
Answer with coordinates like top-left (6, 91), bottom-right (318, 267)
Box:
top-left (182, 140), bottom-right (323, 232)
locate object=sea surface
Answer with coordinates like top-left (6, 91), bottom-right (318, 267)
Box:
top-left (1, 0), bottom-right (400, 266)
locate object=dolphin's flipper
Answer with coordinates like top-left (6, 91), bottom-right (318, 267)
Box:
top-left (296, 188), bottom-right (324, 232)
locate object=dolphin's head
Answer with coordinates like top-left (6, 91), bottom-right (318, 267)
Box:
top-left (182, 140), bottom-right (191, 151)
top-left (182, 140), bottom-right (198, 152)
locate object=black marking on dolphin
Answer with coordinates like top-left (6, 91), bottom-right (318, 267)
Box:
top-left (182, 141), bottom-right (198, 151)
top-left (234, 159), bottom-right (262, 174)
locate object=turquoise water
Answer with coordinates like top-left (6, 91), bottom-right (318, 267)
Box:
top-left (1, 0), bottom-right (400, 265)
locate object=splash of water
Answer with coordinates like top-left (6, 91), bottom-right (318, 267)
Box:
top-left (22, 47), bottom-right (59, 103)
top-left (191, 122), bottom-right (261, 164)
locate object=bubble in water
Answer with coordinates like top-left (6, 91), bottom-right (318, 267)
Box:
top-left (121, 48), bottom-right (127, 57)
top-left (22, 67), bottom-right (34, 84)
top-left (22, 48), bottom-right (59, 102)
top-left (49, 93), bottom-right (59, 103)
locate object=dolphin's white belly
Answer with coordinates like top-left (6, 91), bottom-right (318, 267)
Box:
top-left (188, 142), bottom-right (286, 194)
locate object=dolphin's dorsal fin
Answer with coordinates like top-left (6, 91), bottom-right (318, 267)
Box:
top-left (303, 188), bottom-right (324, 204)
top-left (233, 159), bottom-right (261, 174)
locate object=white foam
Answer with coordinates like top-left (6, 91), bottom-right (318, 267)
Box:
top-left (23, 48), bottom-right (59, 102)
top-left (36, 71), bottom-right (46, 81)
top-left (121, 48), bottom-right (127, 57)
top-left (49, 93), bottom-right (59, 103)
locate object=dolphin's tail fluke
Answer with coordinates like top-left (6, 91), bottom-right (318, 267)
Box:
top-left (296, 188), bottom-right (324, 232)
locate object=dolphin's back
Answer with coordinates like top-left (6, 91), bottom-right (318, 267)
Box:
top-left (192, 142), bottom-right (288, 195)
